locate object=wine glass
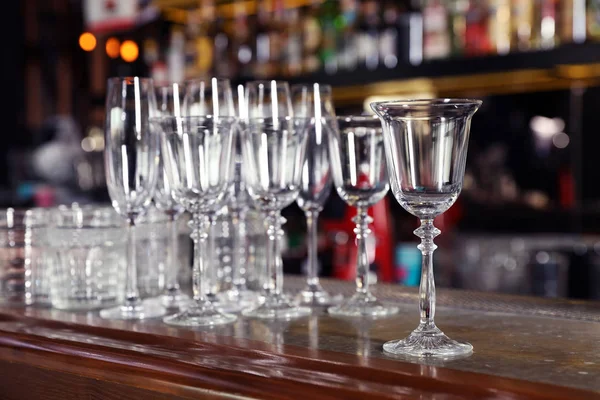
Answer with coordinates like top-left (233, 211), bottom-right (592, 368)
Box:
top-left (245, 80), bottom-right (293, 119)
top-left (327, 115), bottom-right (398, 318)
top-left (155, 115), bottom-right (237, 326)
top-left (156, 82), bottom-right (185, 117)
top-left (184, 78), bottom-right (236, 306)
top-left (371, 98), bottom-right (482, 358)
top-left (153, 82), bottom-right (190, 309)
top-left (216, 85), bottom-right (262, 312)
top-left (241, 116), bottom-right (311, 320)
top-left (184, 78), bottom-right (235, 118)
top-left (291, 84), bottom-right (336, 306)
top-left (101, 77), bottom-right (165, 320)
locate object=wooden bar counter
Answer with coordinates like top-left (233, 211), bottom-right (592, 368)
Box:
top-left (0, 277), bottom-right (599, 399)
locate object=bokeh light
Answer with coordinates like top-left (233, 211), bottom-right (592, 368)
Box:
top-left (105, 37), bottom-right (120, 59)
top-left (79, 32), bottom-right (97, 52)
top-left (120, 40), bottom-right (139, 62)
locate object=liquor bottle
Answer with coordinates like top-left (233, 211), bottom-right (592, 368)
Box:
top-left (380, 0), bottom-right (400, 68)
top-left (560, 0), bottom-right (586, 43)
top-left (464, 0), bottom-right (491, 56)
top-left (231, 3), bottom-right (254, 79)
top-left (338, 0), bottom-right (359, 71)
top-left (533, 0), bottom-right (559, 49)
top-left (358, 0), bottom-right (381, 69)
top-left (319, 0), bottom-right (341, 74)
top-left (253, 0), bottom-right (272, 78)
top-left (190, 1), bottom-right (215, 79)
top-left (488, 0), bottom-right (512, 55)
top-left (212, 16), bottom-right (231, 78)
top-left (448, 0), bottom-right (468, 57)
top-left (282, 8), bottom-right (303, 77)
top-left (422, 0), bottom-right (451, 60)
top-left (302, 1), bottom-right (323, 74)
top-left (587, 0), bottom-right (600, 41)
top-left (511, 0), bottom-right (534, 51)
top-left (270, 0), bottom-right (286, 76)
top-left (167, 27), bottom-right (185, 84)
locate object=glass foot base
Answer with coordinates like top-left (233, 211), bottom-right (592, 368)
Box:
top-left (242, 293), bottom-right (311, 320)
top-left (161, 292), bottom-right (191, 309)
top-left (296, 284), bottom-right (342, 307)
top-left (383, 326), bottom-right (473, 358)
top-left (100, 299), bottom-right (166, 320)
top-left (328, 292), bottom-right (398, 317)
top-left (163, 300), bottom-right (237, 327)
top-left (217, 288), bottom-right (261, 313)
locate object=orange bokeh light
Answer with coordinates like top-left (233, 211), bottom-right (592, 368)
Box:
top-left (120, 40), bottom-right (139, 62)
top-left (79, 32), bottom-right (97, 52)
top-left (105, 37), bottom-right (120, 58)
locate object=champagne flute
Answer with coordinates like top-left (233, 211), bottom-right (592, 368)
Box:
top-left (153, 82), bottom-right (190, 309)
top-left (101, 77), bottom-right (165, 320)
top-left (292, 84), bottom-right (336, 306)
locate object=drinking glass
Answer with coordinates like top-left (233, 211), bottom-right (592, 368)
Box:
top-left (327, 116), bottom-right (398, 317)
top-left (371, 98), bottom-right (481, 358)
top-left (155, 115), bottom-right (237, 326)
top-left (154, 82), bottom-right (190, 309)
top-left (216, 130), bottom-right (261, 312)
top-left (48, 206), bottom-right (126, 311)
top-left (183, 78), bottom-right (235, 118)
top-left (156, 82), bottom-right (185, 117)
top-left (184, 78), bottom-right (236, 306)
top-left (0, 208), bottom-right (50, 305)
top-left (102, 77), bottom-right (164, 320)
top-left (241, 117), bottom-right (311, 320)
top-left (245, 80), bottom-right (293, 119)
top-left (292, 84), bottom-right (335, 306)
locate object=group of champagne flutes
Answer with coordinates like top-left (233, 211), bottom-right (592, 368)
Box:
top-left (105, 76), bottom-right (482, 358)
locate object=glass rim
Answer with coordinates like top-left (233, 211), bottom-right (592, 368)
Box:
top-left (370, 98), bottom-right (483, 109)
top-left (336, 115), bottom-right (381, 123)
top-left (107, 76), bottom-right (153, 85)
top-left (149, 115), bottom-right (239, 123)
top-left (290, 83), bottom-right (333, 92)
top-left (184, 77), bottom-right (232, 86)
top-left (245, 80), bottom-right (291, 88)
top-left (246, 116), bottom-right (311, 123)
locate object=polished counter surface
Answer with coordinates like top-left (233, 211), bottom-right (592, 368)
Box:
top-left (0, 277), bottom-right (599, 399)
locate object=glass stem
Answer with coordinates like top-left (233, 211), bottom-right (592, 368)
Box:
top-left (165, 212), bottom-right (181, 294)
top-left (415, 218), bottom-right (441, 331)
top-left (125, 214), bottom-right (140, 305)
top-left (207, 213), bottom-right (218, 297)
top-left (190, 212), bottom-right (210, 302)
top-left (265, 211), bottom-right (285, 297)
top-left (352, 208), bottom-right (373, 295)
top-left (305, 210), bottom-right (320, 287)
top-left (231, 209), bottom-right (247, 292)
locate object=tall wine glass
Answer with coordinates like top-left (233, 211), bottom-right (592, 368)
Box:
top-left (371, 99), bottom-right (481, 358)
top-left (292, 84), bottom-right (335, 306)
top-left (241, 116), bottom-right (311, 320)
top-left (327, 116), bottom-right (398, 318)
top-left (101, 77), bottom-right (165, 320)
top-left (155, 115), bottom-right (237, 326)
top-left (184, 78), bottom-right (236, 306)
top-left (154, 82), bottom-right (190, 309)
top-left (217, 85), bottom-right (261, 312)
